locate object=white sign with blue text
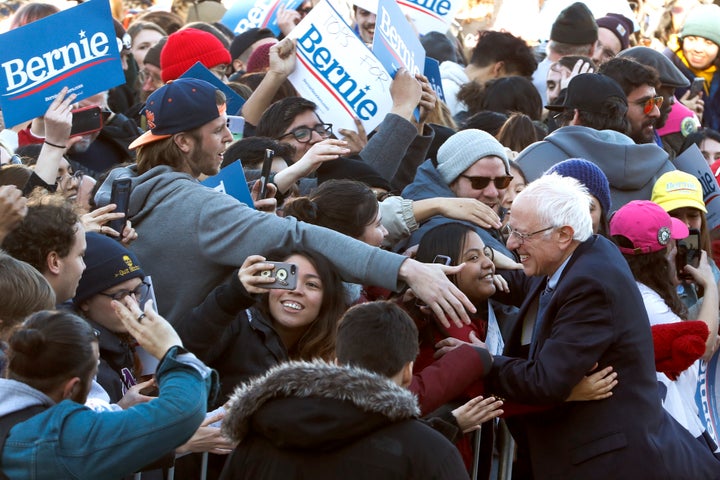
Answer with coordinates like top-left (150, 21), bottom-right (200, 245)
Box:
top-left (0, 0), bottom-right (124, 127)
top-left (373, 0), bottom-right (424, 78)
top-left (221, 0), bottom-right (304, 36)
top-left (287, 0), bottom-right (392, 135)
top-left (396, 0), bottom-right (463, 35)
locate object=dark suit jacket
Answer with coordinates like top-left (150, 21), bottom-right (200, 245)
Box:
top-left (490, 235), bottom-right (720, 480)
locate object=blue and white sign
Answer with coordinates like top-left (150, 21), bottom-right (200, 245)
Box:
top-left (696, 352), bottom-right (720, 447)
top-left (672, 144), bottom-right (720, 231)
top-left (179, 61), bottom-right (245, 115)
top-left (373, 0), bottom-right (424, 77)
top-left (0, 0), bottom-right (125, 127)
top-left (221, 0), bottom-right (304, 36)
top-left (396, 0), bottom-right (463, 35)
top-left (287, 0), bottom-right (392, 136)
top-left (202, 160), bottom-right (255, 208)
top-left (424, 57), bottom-right (445, 103)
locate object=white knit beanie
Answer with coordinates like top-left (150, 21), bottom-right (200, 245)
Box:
top-left (437, 129), bottom-right (509, 184)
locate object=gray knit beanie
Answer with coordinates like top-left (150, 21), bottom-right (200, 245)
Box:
top-left (437, 129), bottom-right (509, 185)
top-left (680, 4), bottom-right (720, 48)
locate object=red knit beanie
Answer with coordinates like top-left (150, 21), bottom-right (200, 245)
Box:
top-left (161, 28), bottom-right (231, 82)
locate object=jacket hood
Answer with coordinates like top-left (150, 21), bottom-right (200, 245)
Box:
top-left (439, 61), bottom-right (467, 88)
top-left (222, 360), bottom-right (419, 448)
top-left (542, 126), bottom-right (671, 191)
top-left (401, 159), bottom-right (453, 201)
top-left (0, 379), bottom-right (55, 417)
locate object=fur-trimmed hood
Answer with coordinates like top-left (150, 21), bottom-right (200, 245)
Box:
top-left (222, 359), bottom-right (420, 446)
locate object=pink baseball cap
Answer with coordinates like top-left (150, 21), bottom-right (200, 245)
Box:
top-left (609, 200), bottom-right (689, 255)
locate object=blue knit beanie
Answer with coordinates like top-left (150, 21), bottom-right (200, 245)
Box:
top-left (437, 129), bottom-right (509, 185)
top-left (680, 4), bottom-right (720, 48)
top-left (545, 158), bottom-right (612, 214)
top-left (73, 233), bottom-right (145, 305)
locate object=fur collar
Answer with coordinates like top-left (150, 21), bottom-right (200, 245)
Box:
top-left (222, 359), bottom-right (419, 442)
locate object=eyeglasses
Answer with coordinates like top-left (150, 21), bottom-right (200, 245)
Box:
top-left (56, 170), bottom-right (84, 187)
top-left (458, 174), bottom-right (514, 190)
top-left (501, 224), bottom-right (554, 245)
top-left (98, 281), bottom-right (150, 301)
top-left (634, 95), bottom-right (663, 115)
top-left (138, 69), bottom-right (163, 86)
top-left (278, 123), bottom-right (332, 143)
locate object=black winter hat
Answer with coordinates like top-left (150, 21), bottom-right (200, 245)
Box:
top-left (550, 2), bottom-right (598, 45)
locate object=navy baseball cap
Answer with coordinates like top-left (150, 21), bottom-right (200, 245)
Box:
top-left (129, 78), bottom-right (226, 149)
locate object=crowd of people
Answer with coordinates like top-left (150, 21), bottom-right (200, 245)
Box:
top-left (2, 0), bottom-right (720, 479)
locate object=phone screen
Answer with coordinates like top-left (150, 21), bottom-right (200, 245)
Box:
top-left (109, 178), bottom-right (131, 237)
top-left (676, 228), bottom-right (701, 279)
top-left (259, 148), bottom-right (274, 199)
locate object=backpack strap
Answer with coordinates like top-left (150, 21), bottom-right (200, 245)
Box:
top-left (0, 405), bottom-right (49, 480)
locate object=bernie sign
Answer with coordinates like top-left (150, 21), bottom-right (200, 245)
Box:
top-left (396, 0), bottom-right (462, 35)
top-left (221, 0), bottom-right (304, 36)
top-left (0, 0), bottom-right (124, 127)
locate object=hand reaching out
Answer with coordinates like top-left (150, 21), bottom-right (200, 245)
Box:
top-left (452, 395), bottom-right (504, 433)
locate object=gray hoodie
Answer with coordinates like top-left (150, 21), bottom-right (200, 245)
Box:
top-left (516, 126), bottom-right (675, 211)
top-left (0, 379), bottom-right (54, 418)
top-left (99, 165), bottom-right (405, 323)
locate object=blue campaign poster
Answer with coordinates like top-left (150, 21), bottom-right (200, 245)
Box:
top-left (696, 351), bottom-right (720, 447)
top-left (201, 160), bottom-right (255, 208)
top-left (424, 57), bottom-right (445, 103)
top-left (0, 0), bottom-right (125, 127)
top-left (180, 62), bottom-right (245, 116)
top-left (221, 0), bottom-right (304, 36)
top-left (372, 0), bottom-right (425, 78)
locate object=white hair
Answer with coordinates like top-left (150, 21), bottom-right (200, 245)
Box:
top-left (516, 173), bottom-right (593, 241)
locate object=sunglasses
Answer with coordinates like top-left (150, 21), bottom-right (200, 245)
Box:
top-left (634, 95), bottom-right (663, 115)
top-left (278, 123), bottom-right (332, 143)
top-left (458, 174), bottom-right (513, 190)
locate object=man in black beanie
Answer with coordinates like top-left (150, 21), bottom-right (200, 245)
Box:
top-left (532, 2), bottom-right (598, 105)
top-left (228, 27), bottom-right (277, 77)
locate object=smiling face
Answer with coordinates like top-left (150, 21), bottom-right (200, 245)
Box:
top-left (456, 231), bottom-right (496, 303)
top-left (279, 109), bottom-right (326, 162)
top-left (626, 84), bottom-right (661, 144)
top-left (131, 28), bottom-right (164, 66)
top-left (682, 36), bottom-right (719, 70)
top-left (268, 254), bottom-right (324, 349)
top-left (505, 196), bottom-right (564, 277)
top-left (449, 156), bottom-right (508, 212)
top-left (354, 7), bottom-right (376, 44)
top-left (185, 115), bottom-right (233, 178)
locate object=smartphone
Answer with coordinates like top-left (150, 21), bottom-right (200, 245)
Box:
top-left (676, 228), bottom-right (701, 279)
top-left (258, 148), bottom-right (274, 199)
top-left (108, 178), bottom-right (132, 238)
top-left (70, 105), bottom-right (103, 137)
top-left (689, 77), bottom-right (705, 99)
top-left (256, 261), bottom-right (298, 290)
top-left (416, 255), bottom-right (452, 307)
top-left (226, 115), bottom-right (245, 141)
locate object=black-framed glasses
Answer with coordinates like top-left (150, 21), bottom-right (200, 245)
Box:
top-left (98, 281), bottom-right (150, 301)
top-left (634, 95), bottom-right (663, 115)
top-left (458, 174), bottom-right (513, 190)
top-left (278, 123), bottom-right (332, 143)
top-left (501, 224), bottom-right (554, 245)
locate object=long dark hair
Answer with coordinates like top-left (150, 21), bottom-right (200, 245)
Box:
top-left (283, 180), bottom-right (378, 239)
top-left (613, 236), bottom-right (688, 319)
top-left (256, 248), bottom-right (346, 361)
top-left (416, 222), bottom-right (476, 287)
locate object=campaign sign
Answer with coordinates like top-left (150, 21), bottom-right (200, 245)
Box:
top-left (287, 0), bottom-right (392, 135)
top-left (373, 0), bottom-right (424, 77)
top-left (696, 352), bottom-right (720, 446)
top-left (424, 57), bottom-right (445, 103)
top-left (396, 0), bottom-right (463, 35)
top-left (221, 0), bottom-right (304, 36)
top-left (672, 144), bottom-right (720, 230)
top-left (0, 0), bottom-right (124, 127)
top-left (179, 62), bottom-right (245, 115)
top-left (202, 160), bottom-right (255, 208)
